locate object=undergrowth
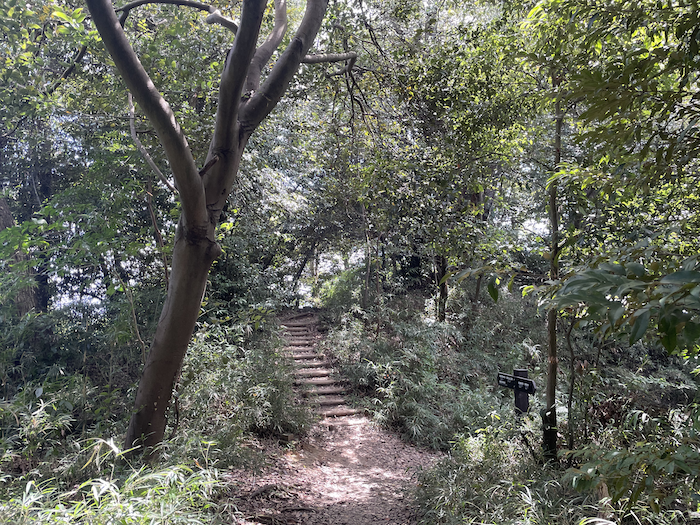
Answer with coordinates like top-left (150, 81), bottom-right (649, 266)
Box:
top-left (320, 305), bottom-right (523, 449)
top-left (0, 308), bottom-right (309, 523)
top-left (0, 438), bottom-right (231, 524)
top-left (319, 273), bottom-right (700, 522)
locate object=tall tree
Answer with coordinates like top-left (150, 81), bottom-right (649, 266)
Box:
top-left (85, 0), bottom-right (350, 454)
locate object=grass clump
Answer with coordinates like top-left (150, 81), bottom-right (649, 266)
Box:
top-left (321, 308), bottom-right (513, 449)
top-left (0, 438), bottom-right (228, 524)
top-left (414, 418), bottom-right (589, 525)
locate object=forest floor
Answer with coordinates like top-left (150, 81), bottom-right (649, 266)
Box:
top-left (223, 311), bottom-right (441, 525)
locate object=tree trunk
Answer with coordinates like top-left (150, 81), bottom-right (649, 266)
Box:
top-left (436, 254), bottom-right (448, 322)
top-left (543, 73), bottom-right (563, 462)
top-left (125, 228), bottom-right (220, 452)
top-left (86, 0), bottom-right (332, 456)
top-left (0, 198), bottom-right (37, 316)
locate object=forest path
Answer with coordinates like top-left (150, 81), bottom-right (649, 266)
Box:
top-left (224, 310), bottom-right (441, 525)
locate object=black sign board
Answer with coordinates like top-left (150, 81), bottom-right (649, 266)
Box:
top-left (497, 372), bottom-right (536, 395)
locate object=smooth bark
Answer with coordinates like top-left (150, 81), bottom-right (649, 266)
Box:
top-left (86, 0), bottom-right (330, 455)
top-left (543, 74), bottom-right (563, 462)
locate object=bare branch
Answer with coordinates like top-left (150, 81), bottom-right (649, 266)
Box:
top-left (47, 45), bottom-right (88, 95)
top-left (87, 0), bottom-right (206, 227)
top-left (145, 178), bottom-right (170, 289)
top-left (210, 0), bottom-right (266, 154)
top-left (239, 0), bottom-right (329, 134)
top-left (128, 93), bottom-right (179, 194)
top-left (198, 154), bottom-right (219, 176)
top-left (116, 0), bottom-right (212, 13)
top-left (116, 0), bottom-right (237, 32)
top-left (303, 51), bottom-right (357, 77)
top-left (0, 116), bottom-right (28, 140)
top-left (245, 0), bottom-right (288, 93)
top-left (301, 51), bottom-right (357, 64)
top-left (205, 9), bottom-right (237, 33)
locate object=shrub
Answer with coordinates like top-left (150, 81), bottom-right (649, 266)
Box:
top-left (322, 313), bottom-right (512, 449)
top-left (175, 319), bottom-right (310, 461)
top-left (415, 418), bottom-right (591, 525)
top-left (0, 438), bottom-right (228, 525)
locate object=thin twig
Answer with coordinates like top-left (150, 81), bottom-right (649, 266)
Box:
top-left (47, 45), bottom-right (88, 95)
top-left (145, 178), bottom-right (170, 289)
top-left (128, 93), bottom-right (178, 194)
top-left (566, 318), bottom-right (576, 455)
top-left (116, 0), bottom-right (238, 32)
top-left (113, 268), bottom-right (148, 363)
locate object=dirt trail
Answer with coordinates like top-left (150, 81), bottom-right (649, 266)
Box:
top-left (224, 311), bottom-right (440, 525)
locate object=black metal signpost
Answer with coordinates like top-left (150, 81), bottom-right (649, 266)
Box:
top-left (497, 369), bottom-right (536, 415)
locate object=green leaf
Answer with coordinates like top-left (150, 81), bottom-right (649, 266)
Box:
top-left (660, 325), bottom-right (678, 352)
top-left (682, 321), bottom-right (700, 345)
top-left (625, 262), bottom-right (645, 277)
top-left (608, 302), bottom-right (625, 327)
top-left (487, 276), bottom-right (499, 302)
top-left (629, 309), bottom-right (651, 345)
top-left (599, 262), bottom-right (625, 275)
top-left (660, 271), bottom-right (700, 284)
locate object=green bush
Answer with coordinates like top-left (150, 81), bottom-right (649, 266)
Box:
top-left (318, 267), bottom-right (365, 314)
top-left (322, 313), bottom-right (511, 449)
top-left (416, 419), bottom-right (591, 525)
top-left (564, 407), bottom-right (700, 521)
top-left (0, 438), bottom-right (229, 525)
top-left (176, 320), bottom-right (310, 460)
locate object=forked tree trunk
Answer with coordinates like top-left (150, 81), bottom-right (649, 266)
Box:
top-left (86, 0), bottom-right (335, 455)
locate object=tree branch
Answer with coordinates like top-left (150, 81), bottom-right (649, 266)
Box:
top-left (47, 45), bottom-right (88, 96)
top-left (239, 0), bottom-right (328, 134)
top-left (116, 0), bottom-right (238, 32)
top-left (301, 51), bottom-right (357, 64)
top-left (205, 9), bottom-right (238, 33)
top-left (145, 178), bottom-right (170, 289)
top-left (87, 0), bottom-right (206, 228)
top-left (128, 93), bottom-right (178, 194)
top-left (302, 51), bottom-right (357, 77)
top-left (245, 0), bottom-right (288, 93)
top-left (210, 0), bottom-right (266, 155)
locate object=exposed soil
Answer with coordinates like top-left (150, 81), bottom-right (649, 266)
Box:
top-left (223, 311), bottom-right (441, 525)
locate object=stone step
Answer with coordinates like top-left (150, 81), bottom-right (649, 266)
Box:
top-left (309, 395), bottom-right (346, 406)
top-left (281, 314), bottom-right (361, 421)
top-left (295, 377), bottom-right (341, 386)
top-left (317, 406), bottom-right (363, 417)
top-left (322, 417), bottom-right (366, 428)
top-left (303, 385), bottom-right (346, 396)
top-left (291, 352), bottom-right (322, 359)
top-left (284, 318), bottom-right (313, 324)
top-left (296, 360), bottom-right (330, 368)
top-left (295, 369), bottom-right (332, 378)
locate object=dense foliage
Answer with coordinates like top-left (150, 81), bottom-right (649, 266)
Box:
top-left (1, 0), bottom-right (700, 522)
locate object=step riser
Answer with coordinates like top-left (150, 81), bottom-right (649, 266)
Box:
top-left (295, 361), bottom-right (330, 368)
top-left (295, 378), bottom-right (340, 386)
top-left (295, 370), bottom-right (331, 378)
top-left (317, 407), bottom-right (363, 417)
top-left (282, 315), bottom-right (359, 420)
top-left (304, 387), bottom-right (346, 396)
